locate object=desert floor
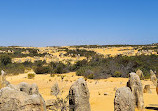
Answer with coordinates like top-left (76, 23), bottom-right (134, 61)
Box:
top-left (6, 72), bottom-right (158, 111)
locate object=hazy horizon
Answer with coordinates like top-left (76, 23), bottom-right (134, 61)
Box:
top-left (0, 0), bottom-right (158, 47)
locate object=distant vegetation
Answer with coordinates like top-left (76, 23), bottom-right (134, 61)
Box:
top-left (32, 54), bottom-right (158, 79)
top-left (0, 45), bottom-right (157, 80)
top-left (64, 49), bottom-right (98, 58)
top-left (0, 54), bottom-right (25, 74)
top-left (138, 45), bottom-right (158, 51)
top-left (70, 44), bottom-right (150, 48)
top-left (0, 47), bottom-right (47, 58)
top-left (76, 54), bottom-right (158, 79)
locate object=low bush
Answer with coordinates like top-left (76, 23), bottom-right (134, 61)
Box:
top-left (34, 66), bottom-right (51, 74)
top-left (0, 54), bottom-right (12, 66)
top-left (4, 63), bottom-right (25, 75)
top-left (50, 73), bottom-right (55, 77)
top-left (87, 74), bottom-right (94, 79)
top-left (76, 55), bottom-right (158, 79)
top-left (28, 73), bottom-right (35, 79)
top-left (113, 71), bottom-right (122, 77)
top-left (49, 62), bottom-right (68, 74)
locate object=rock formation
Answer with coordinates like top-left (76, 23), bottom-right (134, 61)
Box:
top-left (150, 70), bottom-right (157, 86)
top-left (50, 82), bottom-right (60, 97)
top-left (136, 69), bottom-right (144, 80)
top-left (127, 72), bottom-right (144, 110)
top-left (0, 82), bottom-right (46, 111)
top-left (69, 78), bottom-right (91, 111)
top-left (0, 70), bottom-right (10, 89)
top-left (143, 85), bottom-right (152, 93)
top-left (114, 87), bottom-right (135, 111)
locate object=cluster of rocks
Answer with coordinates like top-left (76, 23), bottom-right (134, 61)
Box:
top-left (0, 73), bottom-right (91, 111)
top-left (114, 69), bottom-right (158, 111)
top-left (136, 50), bottom-right (156, 56)
top-left (122, 50), bottom-right (135, 56)
top-left (117, 49), bottom-right (157, 56)
top-left (114, 72), bottom-right (144, 111)
top-left (0, 50), bottom-right (14, 53)
top-left (0, 82), bottom-right (46, 111)
top-left (1, 68), bottom-right (158, 111)
top-left (47, 78), bottom-right (91, 111)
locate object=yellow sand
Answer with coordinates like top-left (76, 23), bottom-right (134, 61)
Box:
top-left (12, 46), bottom-right (158, 64)
top-left (6, 72), bottom-right (158, 111)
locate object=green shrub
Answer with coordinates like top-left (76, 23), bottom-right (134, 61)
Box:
top-left (0, 55), bottom-right (12, 66)
top-left (76, 67), bottom-right (86, 76)
top-left (84, 77), bottom-right (87, 81)
top-left (28, 73), bottom-right (35, 79)
top-left (53, 65), bottom-right (66, 74)
top-left (87, 74), bottom-right (94, 79)
top-left (50, 73), bottom-right (55, 77)
top-left (34, 66), bottom-right (51, 74)
top-left (34, 60), bottom-right (46, 67)
top-left (23, 61), bottom-right (33, 67)
top-left (113, 71), bottom-right (122, 77)
top-left (49, 62), bottom-right (68, 74)
top-left (5, 63), bottom-right (25, 75)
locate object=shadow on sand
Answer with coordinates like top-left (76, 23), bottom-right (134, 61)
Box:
top-left (145, 107), bottom-right (158, 110)
top-left (145, 104), bottom-right (158, 110)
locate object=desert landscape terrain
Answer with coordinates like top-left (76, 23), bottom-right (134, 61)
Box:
top-left (1, 1), bottom-right (158, 110)
top-left (4, 71), bottom-right (158, 111)
top-left (0, 45), bottom-right (158, 111)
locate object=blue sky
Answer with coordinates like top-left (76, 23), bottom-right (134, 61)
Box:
top-left (0, 0), bottom-right (158, 46)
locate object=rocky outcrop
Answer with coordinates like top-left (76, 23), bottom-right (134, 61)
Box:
top-left (50, 82), bottom-right (60, 97)
top-left (136, 69), bottom-right (144, 80)
top-left (127, 72), bottom-right (144, 110)
top-left (69, 78), bottom-right (91, 111)
top-left (114, 87), bottom-right (135, 111)
top-left (0, 82), bottom-right (46, 111)
top-left (150, 70), bottom-right (157, 86)
top-left (0, 70), bottom-right (10, 89)
top-left (143, 85), bottom-right (152, 93)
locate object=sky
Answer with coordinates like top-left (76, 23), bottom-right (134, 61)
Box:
top-left (0, 0), bottom-right (158, 47)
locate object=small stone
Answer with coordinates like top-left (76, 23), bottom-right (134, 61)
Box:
top-left (104, 92), bottom-right (108, 95)
top-left (143, 85), bottom-right (152, 93)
